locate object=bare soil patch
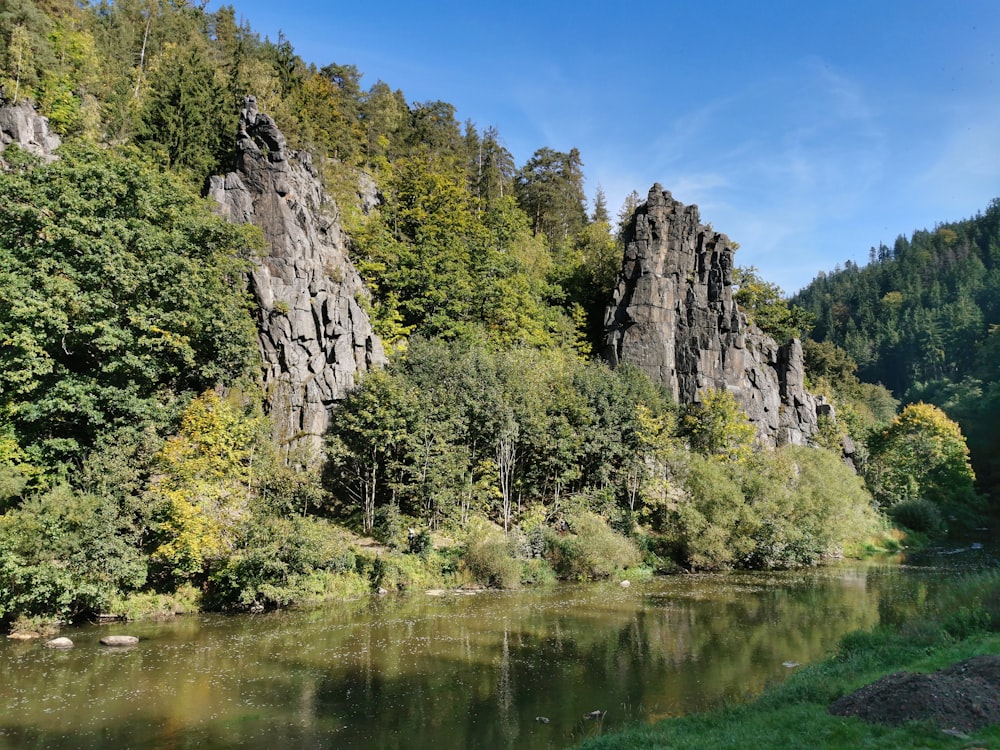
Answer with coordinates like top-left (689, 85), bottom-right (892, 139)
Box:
top-left (829, 655), bottom-right (1000, 733)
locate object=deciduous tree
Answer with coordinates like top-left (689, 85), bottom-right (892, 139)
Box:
top-left (149, 391), bottom-right (262, 580)
top-left (866, 402), bottom-right (976, 510)
top-left (0, 145), bottom-right (260, 466)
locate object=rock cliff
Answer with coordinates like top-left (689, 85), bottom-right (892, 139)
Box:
top-left (0, 99), bottom-right (60, 163)
top-left (209, 96), bottom-right (385, 460)
top-left (604, 184), bottom-right (823, 447)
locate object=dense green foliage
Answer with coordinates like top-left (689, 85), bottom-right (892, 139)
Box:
top-left (326, 344), bottom-right (881, 574)
top-left (794, 200), bottom-right (1000, 498)
top-left (326, 340), bottom-right (675, 534)
top-left (0, 0), bottom-right (646, 624)
top-left (0, 485), bottom-right (146, 621)
top-left (0, 144), bottom-right (260, 471)
top-left (0, 0), bottom-right (984, 628)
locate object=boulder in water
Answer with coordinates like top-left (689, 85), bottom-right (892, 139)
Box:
top-left (100, 635), bottom-right (139, 647)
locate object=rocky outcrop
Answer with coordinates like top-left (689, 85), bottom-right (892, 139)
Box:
top-left (604, 184), bottom-right (823, 447)
top-left (44, 637), bottom-right (75, 649)
top-left (99, 635), bottom-right (139, 647)
top-left (0, 99), bottom-right (60, 164)
top-left (209, 96), bottom-right (385, 460)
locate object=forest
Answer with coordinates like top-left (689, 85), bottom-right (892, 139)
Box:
top-left (0, 0), bottom-right (991, 629)
top-left (792, 202), bottom-right (1000, 498)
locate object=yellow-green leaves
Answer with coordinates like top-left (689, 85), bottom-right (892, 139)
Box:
top-left (681, 389), bottom-right (757, 465)
top-left (1, 24), bottom-right (34, 104)
top-left (734, 266), bottom-right (814, 343)
top-left (867, 402), bottom-right (977, 510)
top-left (151, 391), bottom-right (261, 579)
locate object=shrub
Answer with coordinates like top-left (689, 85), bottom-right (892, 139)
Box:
top-left (0, 486), bottom-right (146, 623)
top-left (743, 446), bottom-right (880, 567)
top-left (106, 585), bottom-right (201, 621)
top-left (941, 606), bottom-right (991, 639)
top-left (660, 445), bottom-right (879, 571)
top-left (369, 550), bottom-right (449, 592)
top-left (545, 511), bottom-right (641, 580)
top-left (204, 515), bottom-right (359, 610)
top-left (373, 504), bottom-right (410, 550)
top-left (462, 522), bottom-right (522, 589)
top-left (408, 528), bottom-right (432, 556)
top-left (662, 453), bottom-right (752, 570)
top-left (925, 570), bottom-right (1000, 634)
top-left (520, 557), bottom-right (556, 585)
top-left (889, 498), bottom-right (945, 535)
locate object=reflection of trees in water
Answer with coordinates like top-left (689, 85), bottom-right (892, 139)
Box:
top-left (0, 568), bottom-right (923, 750)
top-left (496, 626), bottom-right (518, 744)
top-left (565, 574), bottom-right (884, 717)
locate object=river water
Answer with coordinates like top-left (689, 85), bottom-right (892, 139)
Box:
top-left (1, 546), bottom-right (994, 749)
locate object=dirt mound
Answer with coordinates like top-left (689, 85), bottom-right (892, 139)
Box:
top-left (829, 655), bottom-right (1000, 733)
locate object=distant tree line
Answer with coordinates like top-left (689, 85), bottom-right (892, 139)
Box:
top-left (794, 199), bottom-right (1000, 499)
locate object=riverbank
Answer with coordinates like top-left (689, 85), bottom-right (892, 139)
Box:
top-left (576, 569), bottom-right (1000, 750)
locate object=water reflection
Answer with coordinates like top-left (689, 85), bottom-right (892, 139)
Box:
top-left (0, 557), bottom-right (984, 750)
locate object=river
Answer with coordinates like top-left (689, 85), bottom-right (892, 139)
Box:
top-left (1, 545), bottom-right (994, 749)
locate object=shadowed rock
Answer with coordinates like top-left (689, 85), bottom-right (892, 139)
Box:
top-left (209, 96), bottom-right (386, 461)
top-left (604, 184), bottom-right (826, 448)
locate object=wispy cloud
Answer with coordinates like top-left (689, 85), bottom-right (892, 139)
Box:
top-left (599, 58), bottom-right (893, 291)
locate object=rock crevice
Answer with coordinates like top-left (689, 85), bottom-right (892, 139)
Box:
top-left (604, 184), bottom-right (822, 447)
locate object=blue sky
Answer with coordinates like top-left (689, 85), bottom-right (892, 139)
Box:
top-left (215, 1), bottom-right (1000, 294)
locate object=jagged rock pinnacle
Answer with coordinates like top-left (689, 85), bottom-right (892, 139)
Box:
top-left (604, 184), bottom-right (825, 448)
top-left (209, 96), bottom-right (386, 463)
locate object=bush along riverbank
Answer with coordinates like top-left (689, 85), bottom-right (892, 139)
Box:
top-left (3, 500), bottom-right (908, 639)
top-left (575, 569), bottom-right (1000, 750)
top-left (2, 379), bottom-right (910, 636)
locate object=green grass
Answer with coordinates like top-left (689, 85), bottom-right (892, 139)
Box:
top-left (577, 571), bottom-right (1000, 750)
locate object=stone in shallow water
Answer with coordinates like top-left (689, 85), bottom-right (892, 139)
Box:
top-left (6, 631), bottom-right (38, 640)
top-left (44, 637), bottom-right (74, 649)
top-left (99, 635), bottom-right (139, 647)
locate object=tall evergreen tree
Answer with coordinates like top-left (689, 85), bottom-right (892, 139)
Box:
top-left (137, 40), bottom-right (234, 176)
top-left (515, 146), bottom-right (588, 255)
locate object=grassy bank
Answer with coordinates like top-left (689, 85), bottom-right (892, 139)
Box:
top-left (577, 570), bottom-right (1000, 750)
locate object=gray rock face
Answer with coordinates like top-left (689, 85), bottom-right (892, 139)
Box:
top-left (0, 99), bottom-right (60, 163)
top-left (209, 96), bottom-right (386, 459)
top-left (604, 184), bottom-right (823, 447)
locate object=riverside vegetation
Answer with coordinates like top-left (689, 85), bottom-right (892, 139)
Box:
top-left (0, 1), bottom-right (994, 636)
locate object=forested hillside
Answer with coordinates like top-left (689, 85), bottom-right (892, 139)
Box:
top-left (0, 0), bottom-right (985, 629)
top-left (793, 200), bottom-right (1000, 496)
